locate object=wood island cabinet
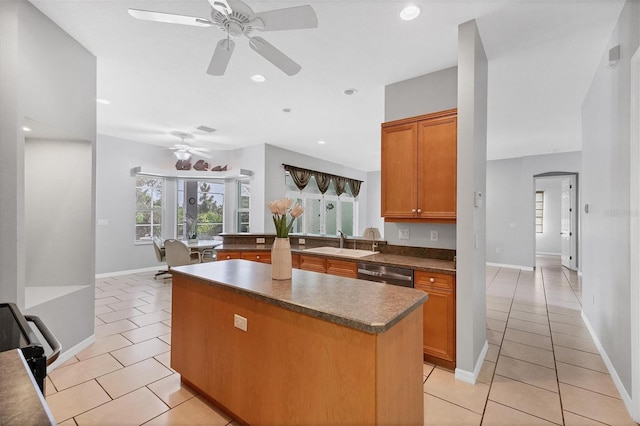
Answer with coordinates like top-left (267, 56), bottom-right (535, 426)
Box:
top-left (381, 109), bottom-right (457, 223)
top-left (414, 271), bottom-right (456, 369)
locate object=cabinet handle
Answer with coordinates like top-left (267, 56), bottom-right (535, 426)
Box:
top-left (417, 209), bottom-right (422, 213)
top-left (226, 255), bottom-right (231, 259)
top-left (411, 208), bottom-right (416, 213)
top-left (429, 277), bottom-right (435, 283)
top-left (256, 255), bottom-right (260, 260)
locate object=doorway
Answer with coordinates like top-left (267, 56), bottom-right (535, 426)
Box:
top-left (534, 172), bottom-right (579, 271)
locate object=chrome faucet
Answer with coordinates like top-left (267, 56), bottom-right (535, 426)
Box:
top-left (338, 230), bottom-right (347, 248)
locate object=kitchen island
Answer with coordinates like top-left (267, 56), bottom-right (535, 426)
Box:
top-left (170, 260), bottom-right (427, 425)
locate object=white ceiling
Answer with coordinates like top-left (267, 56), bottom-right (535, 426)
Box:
top-left (31, 0), bottom-right (624, 172)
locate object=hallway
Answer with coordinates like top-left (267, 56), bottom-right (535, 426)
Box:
top-left (421, 255), bottom-right (636, 425)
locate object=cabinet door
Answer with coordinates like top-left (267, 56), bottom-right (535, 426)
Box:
top-left (325, 259), bottom-right (357, 278)
top-left (291, 254), bottom-right (301, 269)
top-left (299, 255), bottom-right (326, 273)
top-left (218, 251), bottom-right (241, 261)
top-left (417, 115), bottom-right (457, 220)
top-left (241, 251), bottom-right (271, 264)
top-left (414, 283), bottom-right (455, 364)
top-left (381, 122), bottom-right (418, 218)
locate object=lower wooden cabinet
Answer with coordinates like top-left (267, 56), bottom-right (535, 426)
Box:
top-left (217, 250), bottom-right (270, 263)
top-left (326, 259), bottom-right (358, 278)
top-left (217, 251), bottom-right (241, 261)
top-left (241, 251), bottom-right (271, 264)
top-left (299, 255), bottom-right (326, 273)
top-left (414, 271), bottom-right (456, 369)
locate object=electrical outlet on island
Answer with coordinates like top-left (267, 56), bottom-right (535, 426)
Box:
top-left (299, 238), bottom-right (306, 245)
top-left (256, 237), bottom-right (265, 244)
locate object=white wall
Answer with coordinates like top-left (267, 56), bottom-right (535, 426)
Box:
top-left (486, 152), bottom-right (581, 269)
top-left (535, 178), bottom-right (562, 255)
top-left (0, 0), bottom-right (96, 353)
top-left (456, 19), bottom-right (489, 382)
top-left (383, 66), bottom-right (458, 248)
top-left (581, 0), bottom-right (639, 407)
top-left (365, 171), bottom-right (384, 237)
top-left (95, 134), bottom-right (178, 274)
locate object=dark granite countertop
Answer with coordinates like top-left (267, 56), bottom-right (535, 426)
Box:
top-left (172, 260), bottom-right (427, 334)
top-left (0, 349), bottom-right (56, 425)
top-left (215, 244), bottom-right (456, 275)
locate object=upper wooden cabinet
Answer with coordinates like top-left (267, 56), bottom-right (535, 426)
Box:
top-left (381, 109), bottom-right (457, 223)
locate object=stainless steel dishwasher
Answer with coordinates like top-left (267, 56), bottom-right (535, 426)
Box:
top-left (357, 263), bottom-right (414, 288)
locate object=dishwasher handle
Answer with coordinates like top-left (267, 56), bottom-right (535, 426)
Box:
top-left (357, 268), bottom-right (413, 281)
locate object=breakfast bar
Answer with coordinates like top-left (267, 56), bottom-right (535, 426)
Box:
top-left (170, 259), bottom-right (427, 425)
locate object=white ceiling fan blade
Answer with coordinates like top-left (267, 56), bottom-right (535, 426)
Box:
top-left (252, 5), bottom-right (317, 31)
top-left (249, 36), bottom-right (301, 76)
top-left (128, 9), bottom-right (212, 27)
top-left (207, 0), bottom-right (232, 15)
top-left (207, 39), bottom-right (236, 76)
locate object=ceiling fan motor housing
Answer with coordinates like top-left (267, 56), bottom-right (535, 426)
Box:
top-left (212, 10), bottom-right (254, 37)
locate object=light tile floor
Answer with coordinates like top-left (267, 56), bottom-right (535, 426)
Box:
top-left (45, 256), bottom-right (638, 425)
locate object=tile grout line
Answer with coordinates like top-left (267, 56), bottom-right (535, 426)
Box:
top-left (540, 263), bottom-right (567, 426)
top-left (478, 267), bottom-right (520, 424)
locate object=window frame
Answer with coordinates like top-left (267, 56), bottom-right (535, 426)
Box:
top-left (535, 190), bottom-right (544, 234)
top-left (134, 176), bottom-right (164, 244)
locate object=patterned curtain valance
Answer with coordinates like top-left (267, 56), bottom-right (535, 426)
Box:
top-left (283, 164), bottom-right (363, 197)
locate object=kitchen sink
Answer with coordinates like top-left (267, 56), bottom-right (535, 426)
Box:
top-left (303, 246), bottom-right (378, 258)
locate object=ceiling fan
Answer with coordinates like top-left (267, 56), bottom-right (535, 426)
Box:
top-left (169, 133), bottom-right (212, 159)
top-left (128, 0), bottom-right (318, 76)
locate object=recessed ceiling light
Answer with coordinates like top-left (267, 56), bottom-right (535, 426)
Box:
top-left (282, 108), bottom-right (292, 113)
top-left (318, 140), bottom-right (326, 145)
top-left (400, 5), bottom-right (421, 21)
top-left (96, 98), bottom-right (111, 105)
top-left (251, 74), bottom-right (266, 83)
top-left (344, 88), bottom-right (358, 96)
top-left (22, 126), bottom-right (31, 132)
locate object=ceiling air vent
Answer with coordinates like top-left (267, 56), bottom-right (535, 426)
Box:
top-left (196, 125), bottom-right (217, 133)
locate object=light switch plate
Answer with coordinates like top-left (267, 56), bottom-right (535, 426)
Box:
top-left (234, 314), bottom-right (247, 332)
top-left (256, 237), bottom-right (265, 244)
top-left (299, 238), bottom-right (306, 245)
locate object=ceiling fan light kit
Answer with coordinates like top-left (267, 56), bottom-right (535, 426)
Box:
top-left (129, 0), bottom-right (318, 77)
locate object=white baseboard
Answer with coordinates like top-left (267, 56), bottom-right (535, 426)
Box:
top-left (47, 334), bottom-right (96, 372)
top-left (455, 340), bottom-right (488, 384)
top-left (536, 252), bottom-right (561, 256)
top-left (486, 262), bottom-right (534, 272)
top-left (95, 266), bottom-right (163, 279)
top-left (581, 311), bottom-right (636, 421)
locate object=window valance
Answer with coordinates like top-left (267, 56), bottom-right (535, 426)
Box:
top-left (283, 164), bottom-right (363, 197)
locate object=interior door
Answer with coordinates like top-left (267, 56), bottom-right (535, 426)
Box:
top-left (560, 176), bottom-right (577, 270)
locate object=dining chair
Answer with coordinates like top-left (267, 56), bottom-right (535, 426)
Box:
top-left (152, 237), bottom-right (170, 279)
top-left (164, 239), bottom-right (202, 270)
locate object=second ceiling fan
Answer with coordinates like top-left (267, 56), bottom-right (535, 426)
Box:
top-left (129, 0), bottom-right (318, 76)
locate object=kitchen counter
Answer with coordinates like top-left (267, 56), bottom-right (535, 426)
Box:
top-left (0, 349), bottom-right (56, 425)
top-left (172, 259), bottom-right (426, 333)
top-left (215, 243), bottom-right (456, 274)
top-left (170, 260), bottom-right (425, 424)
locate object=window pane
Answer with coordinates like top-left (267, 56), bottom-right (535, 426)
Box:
top-left (136, 225), bottom-right (152, 240)
top-left (340, 200), bottom-right (354, 236)
top-left (325, 200), bottom-right (337, 235)
top-left (239, 181), bottom-right (250, 209)
top-left (305, 198), bottom-right (322, 234)
top-left (237, 212), bottom-right (250, 232)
